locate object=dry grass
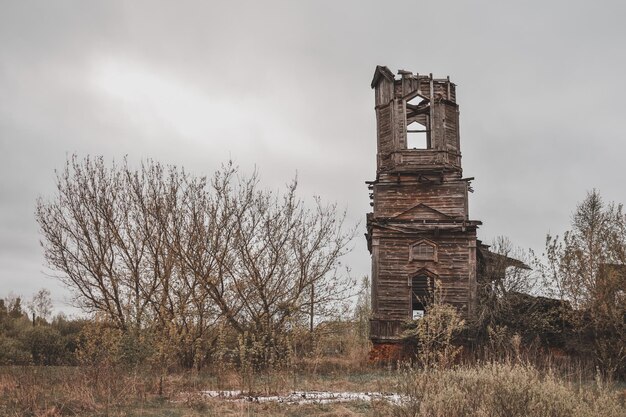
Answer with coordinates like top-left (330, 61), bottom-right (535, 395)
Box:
top-left (176, 399), bottom-right (380, 417)
top-left (394, 361), bottom-right (625, 417)
top-left (0, 365), bottom-right (155, 416)
top-left (0, 363), bottom-right (389, 416)
top-left (0, 361), bottom-right (623, 417)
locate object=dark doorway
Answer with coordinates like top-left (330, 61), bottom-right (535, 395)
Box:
top-left (411, 274), bottom-right (434, 319)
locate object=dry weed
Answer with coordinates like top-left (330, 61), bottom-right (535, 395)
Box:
top-left (396, 362), bottom-right (625, 417)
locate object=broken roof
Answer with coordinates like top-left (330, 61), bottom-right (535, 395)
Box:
top-left (370, 65), bottom-right (395, 88)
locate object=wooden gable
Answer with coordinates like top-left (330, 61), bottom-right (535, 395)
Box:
top-left (392, 203), bottom-right (453, 221)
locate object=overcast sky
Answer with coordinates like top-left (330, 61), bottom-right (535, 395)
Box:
top-left (1, 0), bottom-right (625, 315)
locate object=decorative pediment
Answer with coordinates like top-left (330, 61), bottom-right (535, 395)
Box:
top-left (393, 203), bottom-right (453, 221)
top-left (411, 266), bottom-right (438, 278)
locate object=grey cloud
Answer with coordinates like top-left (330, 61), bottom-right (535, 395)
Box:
top-left (1, 0), bottom-right (625, 314)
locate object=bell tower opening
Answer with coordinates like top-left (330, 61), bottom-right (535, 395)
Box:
top-left (406, 94), bottom-right (431, 149)
top-left (407, 121), bottom-right (428, 149)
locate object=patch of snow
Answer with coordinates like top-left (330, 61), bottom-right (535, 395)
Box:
top-left (200, 390), bottom-right (407, 405)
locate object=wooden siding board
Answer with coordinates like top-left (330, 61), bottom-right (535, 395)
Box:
top-left (373, 181), bottom-right (468, 218)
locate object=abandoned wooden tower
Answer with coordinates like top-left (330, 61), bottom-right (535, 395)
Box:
top-left (366, 66), bottom-right (499, 347)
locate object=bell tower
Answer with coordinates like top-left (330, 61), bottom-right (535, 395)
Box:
top-left (366, 66), bottom-right (482, 344)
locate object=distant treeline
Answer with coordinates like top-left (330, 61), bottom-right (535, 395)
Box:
top-left (0, 296), bottom-right (85, 365)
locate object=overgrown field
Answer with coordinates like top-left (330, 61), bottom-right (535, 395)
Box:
top-left (1, 360), bottom-right (624, 417)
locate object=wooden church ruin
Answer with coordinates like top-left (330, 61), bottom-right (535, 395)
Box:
top-left (366, 66), bottom-right (522, 347)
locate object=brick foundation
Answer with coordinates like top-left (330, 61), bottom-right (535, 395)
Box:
top-left (369, 342), bottom-right (412, 364)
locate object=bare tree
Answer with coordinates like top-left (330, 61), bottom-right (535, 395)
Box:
top-left (36, 156), bottom-right (178, 330)
top-left (546, 190), bottom-right (625, 306)
top-left (543, 190), bottom-right (626, 376)
top-left (353, 276), bottom-right (372, 348)
top-left (36, 156), bottom-right (356, 367)
top-left (27, 288), bottom-right (53, 323)
top-left (37, 156), bottom-right (126, 328)
top-left (486, 236), bottom-right (537, 296)
top-left (179, 165), bottom-right (357, 338)
top-left (36, 156), bottom-right (222, 366)
top-left (471, 236), bottom-right (541, 347)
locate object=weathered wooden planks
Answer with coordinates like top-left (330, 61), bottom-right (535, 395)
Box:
top-left (367, 67), bottom-right (480, 342)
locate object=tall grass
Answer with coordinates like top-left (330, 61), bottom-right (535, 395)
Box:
top-left (394, 361), bottom-right (625, 417)
top-left (0, 365), bottom-right (155, 416)
top-left (0, 357), bottom-right (624, 416)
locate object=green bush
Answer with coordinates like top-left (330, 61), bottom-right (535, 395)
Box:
top-left (0, 334), bottom-right (31, 364)
top-left (22, 325), bottom-right (63, 365)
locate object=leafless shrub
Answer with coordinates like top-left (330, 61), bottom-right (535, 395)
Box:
top-left (402, 285), bottom-right (465, 369)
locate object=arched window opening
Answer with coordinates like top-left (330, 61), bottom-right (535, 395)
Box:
top-left (411, 274), bottom-right (434, 319)
top-left (410, 239), bottom-right (438, 262)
